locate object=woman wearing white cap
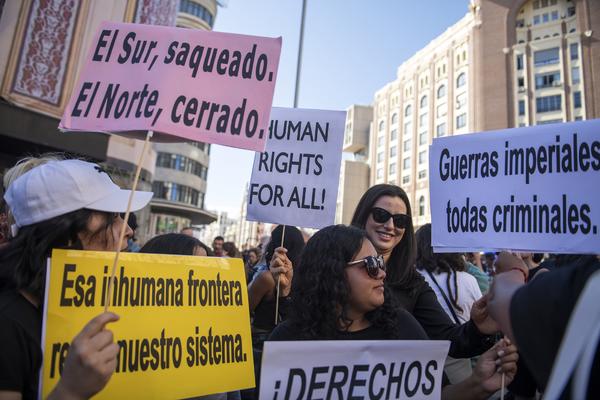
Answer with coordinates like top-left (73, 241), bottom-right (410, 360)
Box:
top-left (0, 158), bottom-right (152, 400)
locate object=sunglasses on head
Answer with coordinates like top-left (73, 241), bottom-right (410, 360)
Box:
top-left (370, 207), bottom-right (410, 229)
top-left (347, 255), bottom-right (386, 279)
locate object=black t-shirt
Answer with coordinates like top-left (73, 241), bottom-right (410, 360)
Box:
top-left (390, 273), bottom-right (493, 358)
top-left (510, 256), bottom-right (600, 398)
top-left (0, 290), bottom-right (43, 400)
top-left (268, 308), bottom-right (428, 341)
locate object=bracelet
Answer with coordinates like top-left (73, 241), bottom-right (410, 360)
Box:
top-left (509, 267), bottom-right (527, 282)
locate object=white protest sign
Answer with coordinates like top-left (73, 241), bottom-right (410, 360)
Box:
top-left (259, 340), bottom-right (449, 400)
top-left (246, 107), bottom-right (346, 229)
top-left (430, 119), bottom-right (600, 253)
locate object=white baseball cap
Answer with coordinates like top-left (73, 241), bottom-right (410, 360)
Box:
top-left (4, 159), bottom-right (153, 228)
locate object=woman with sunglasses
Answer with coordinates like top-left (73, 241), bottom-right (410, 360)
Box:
top-left (268, 225), bottom-right (518, 399)
top-left (349, 184), bottom-right (496, 359)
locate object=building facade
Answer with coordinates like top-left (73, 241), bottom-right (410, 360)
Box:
top-left (364, 0), bottom-right (600, 227)
top-left (336, 104), bottom-right (372, 225)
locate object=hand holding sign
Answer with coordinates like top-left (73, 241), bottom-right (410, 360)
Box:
top-left (48, 312), bottom-right (120, 400)
top-left (269, 247), bottom-right (293, 297)
top-left (474, 339), bottom-right (518, 395)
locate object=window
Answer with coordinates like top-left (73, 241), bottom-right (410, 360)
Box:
top-left (518, 77), bottom-right (525, 88)
top-left (405, 105), bottom-right (412, 117)
top-left (402, 175), bottom-right (410, 184)
top-left (418, 196), bottom-right (425, 216)
top-left (179, 0), bottom-right (214, 27)
top-left (536, 95), bottom-right (562, 113)
top-left (376, 168), bottom-right (383, 179)
top-left (570, 43), bottom-right (579, 60)
top-left (404, 121), bottom-right (412, 135)
top-left (436, 104), bottom-right (447, 118)
top-left (152, 181), bottom-right (203, 207)
top-left (538, 119), bottom-right (562, 125)
top-left (156, 153), bottom-right (208, 180)
top-left (403, 158), bottom-right (411, 169)
top-left (390, 146), bottom-right (397, 158)
top-left (572, 67), bottom-right (580, 84)
top-left (377, 136), bottom-right (384, 147)
top-left (436, 123), bottom-right (446, 137)
top-left (420, 96), bottom-right (428, 108)
top-left (391, 113), bottom-right (398, 124)
top-left (574, 91), bottom-right (582, 108)
top-left (418, 170), bottom-right (427, 179)
top-left (456, 113), bottom-right (467, 129)
top-left (437, 85), bottom-right (446, 98)
top-left (533, 15), bottom-right (541, 25)
top-left (457, 73), bottom-right (466, 88)
top-left (377, 152), bottom-right (384, 163)
top-left (534, 48), bottom-right (559, 66)
top-left (519, 100), bottom-right (526, 116)
top-left (389, 163), bottom-right (396, 175)
top-left (390, 129), bottom-right (398, 141)
top-left (418, 150), bottom-right (427, 165)
top-left (403, 139), bottom-right (411, 152)
top-left (568, 6), bottom-right (576, 17)
top-left (551, 11), bottom-right (558, 20)
top-left (542, 13), bottom-right (549, 23)
top-left (419, 113), bottom-right (428, 128)
top-left (419, 132), bottom-right (428, 146)
top-left (535, 71), bottom-right (560, 88)
top-left (378, 120), bottom-right (385, 132)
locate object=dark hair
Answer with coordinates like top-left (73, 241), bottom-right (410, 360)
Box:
top-left (222, 241), bottom-right (240, 258)
top-left (532, 253), bottom-right (544, 264)
top-left (0, 210), bottom-right (113, 302)
top-left (248, 247), bottom-right (261, 257)
top-left (264, 225), bottom-right (305, 267)
top-left (213, 236), bottom-right (224, 242)
top-left (415, 223), bottom-right (465, 313)
top-left (140, 233), bottom-right (213, 256)
top-left (289, 225), bottom-right (403, 339)
top-left (350, 184), bottom-right (419, 294)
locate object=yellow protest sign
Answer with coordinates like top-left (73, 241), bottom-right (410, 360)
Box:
top-left (41, 249), bottom-right (254, 399)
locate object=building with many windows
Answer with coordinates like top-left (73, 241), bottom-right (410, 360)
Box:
top-left (149, 0), bottom-right (219, 236)
top-left (362, 0), bottom-right (600, 227)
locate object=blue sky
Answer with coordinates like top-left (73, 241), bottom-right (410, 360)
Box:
top-left (205, 0), bottom-right (470, 217)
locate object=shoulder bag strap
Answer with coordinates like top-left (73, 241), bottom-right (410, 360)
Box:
top-left (426, 269), bottom-right (462, 325)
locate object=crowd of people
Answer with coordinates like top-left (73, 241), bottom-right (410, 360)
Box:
top-left (0, 155), bottom-right (598, 399)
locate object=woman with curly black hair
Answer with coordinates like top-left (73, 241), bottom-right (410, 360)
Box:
top-left (267, 225), bottom-right (518, 399)
top-left (269, 224), bottom-right (424, 340)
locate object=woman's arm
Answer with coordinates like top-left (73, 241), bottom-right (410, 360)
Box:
top-left (247, 271), bottom-right (275, 312)
top-left (407, 279), bottom-right (494, 358)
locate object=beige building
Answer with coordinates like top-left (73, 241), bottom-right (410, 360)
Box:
top-left (336, 104), bottom-right (372, 224)
top-left (362, 0), bottom-right (600, 227)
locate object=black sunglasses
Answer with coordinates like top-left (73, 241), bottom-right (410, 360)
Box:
top-left (347, 255), bottom-right (386, 279)
top-left (370, 207), bottom-right (410, 229)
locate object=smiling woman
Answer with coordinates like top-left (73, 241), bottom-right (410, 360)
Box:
top-left (350, 184), bottom-right (497, 360)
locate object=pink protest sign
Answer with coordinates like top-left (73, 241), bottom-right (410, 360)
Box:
top-left (60, 21), bottom-right (282, 152)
